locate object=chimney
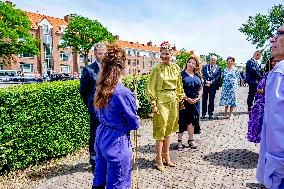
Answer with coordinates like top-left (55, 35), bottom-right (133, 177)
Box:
top-left (114, 35), bottom-right (119, 40)
top-left (147, 41), bottom-right (152, 46)
top-left (172, 44), bottom-right (176, 51)
top-left (5, 1), bottom-right (12, 5)
top-left (64, 14), bottom-right (77, 23)
top-left (190, 50), bottom-right (195, 54)
top-left (64, 15), bottom-right (71, 23)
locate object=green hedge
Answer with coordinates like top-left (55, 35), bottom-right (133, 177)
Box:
top-left (0, 80), bottom-right (89, 174)
top-left (123, 75), bottom-right (151, 118)
top-left (0, 76), bottom-right (151, 174)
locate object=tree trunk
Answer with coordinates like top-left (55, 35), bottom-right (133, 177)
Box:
top-left (84, 52), bottom-right (88, 66)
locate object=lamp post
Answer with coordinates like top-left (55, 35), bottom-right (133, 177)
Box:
top-left (131, 64), bottom-right (140, 189)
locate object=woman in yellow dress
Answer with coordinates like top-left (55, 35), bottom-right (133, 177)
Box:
top-left (146, 41), bottom-right (184, 172)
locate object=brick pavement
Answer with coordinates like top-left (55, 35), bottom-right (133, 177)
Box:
top-left (34, 87), bottom-right (264, 189)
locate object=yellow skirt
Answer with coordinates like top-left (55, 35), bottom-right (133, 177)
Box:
top-left (153, 91), bottom-right (179, 140)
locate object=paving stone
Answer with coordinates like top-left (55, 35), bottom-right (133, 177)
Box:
top-left (35, 87), bottom-right (264, 189)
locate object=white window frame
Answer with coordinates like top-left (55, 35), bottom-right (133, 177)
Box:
top-left (19, 53), bottom-right (34, 58)
top-left (43, 24), bottom-right (51, 35)
top-left (60, 51), bottom-right (69, 61)
top-left (60, 25), bottom-right (66, 33)
top-left (60, 65), bottom-right (71, 73)
top-left (20, 63), bottom-right (34, 73)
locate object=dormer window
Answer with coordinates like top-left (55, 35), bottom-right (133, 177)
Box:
top-left (43, 24), bottom-right (51, 35)
top-left (60, 25), bottom-right (66, 33)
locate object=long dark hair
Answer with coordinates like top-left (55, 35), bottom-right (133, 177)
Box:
top-left (264, 57), bottom-right (275, 73)
top-left (94, 44), bottom-right (126, 108)
top-left (185, 57), bottom-right (202, 80)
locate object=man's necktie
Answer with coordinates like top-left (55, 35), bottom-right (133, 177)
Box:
top-left (210, 65), bottom-right (214, 76)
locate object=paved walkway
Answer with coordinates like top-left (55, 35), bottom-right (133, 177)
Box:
top-left (34, 87), bottom-right (264, 189)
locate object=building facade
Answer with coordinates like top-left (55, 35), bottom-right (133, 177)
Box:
top-left (1, 9), bottom-right (180, 75)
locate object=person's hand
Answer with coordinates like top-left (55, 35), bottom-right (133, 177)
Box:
top-left (257, 89), bottom-right (264, 94)
top-left (187, 98), bottom-right (195, 104)
top-left (152, 106), bottom-right (158, 113)
top-left (205, 83), bottom-right (211, 87)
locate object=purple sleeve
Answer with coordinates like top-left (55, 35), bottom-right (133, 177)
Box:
top-left (257, 74), bottom-right (267, 90)
top-left (263, 72), bottom-right (284, 189)
top-left (117, 93), bottom-right (140, 131)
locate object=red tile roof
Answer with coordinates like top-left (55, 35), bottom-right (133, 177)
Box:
top-left (23, 11), bottom-right (184, 55)
top-left (24, 11), bottom-right (67, 32)
top-left (116, 40), bottom-right (160, 52)
top-left (116, 40), bottom-right (180, 55)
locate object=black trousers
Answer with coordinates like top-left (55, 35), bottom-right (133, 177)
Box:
top-left (202, 86), bottom-right (217, 116)
top-left (247, 83), bottom-right (258, 111)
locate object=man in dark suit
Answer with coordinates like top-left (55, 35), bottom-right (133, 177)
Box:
top-left (79, 43), bottom-right (106, 170)
top-left (245, 50), bottom-right (262, 113)
top-left (201, 55), bottom-right (221, 120)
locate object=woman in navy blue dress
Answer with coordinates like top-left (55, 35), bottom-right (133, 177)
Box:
top-left (177, 57), bottom-right (202, 150)
top-left (92, 44), bottom-right (140, 189)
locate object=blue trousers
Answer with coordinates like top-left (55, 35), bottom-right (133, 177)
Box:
top-left (202, 86), bottom-right (217, 116)
top-left (93, 125), bottom-right (132, 189)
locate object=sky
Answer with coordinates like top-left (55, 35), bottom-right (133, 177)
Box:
top-left (9, 0), bottom-right (284, 66)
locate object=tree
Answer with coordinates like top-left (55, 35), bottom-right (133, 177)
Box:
top-left (0, 1), bottom-right (40, 65)
top-left (204, 53), bottom-right (227, 69)
top-left (239, 4), bottom-right (284, 63)
top-left (60, 15), bottom-right (116, 65)
top-left (176, 48), bottom-right (192, 70)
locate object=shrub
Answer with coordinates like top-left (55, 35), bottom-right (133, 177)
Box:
top-left (0, 76), bottom-right (151, 174)
top-left (0, 80), bottom-right (89, 174)
top-left (123, 75), bottom-right (151, 118)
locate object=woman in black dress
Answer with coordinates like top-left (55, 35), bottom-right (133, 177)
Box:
top-left (177, 57), bottom-right (202, 150)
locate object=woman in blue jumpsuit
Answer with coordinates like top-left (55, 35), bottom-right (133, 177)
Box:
top-left (92, 44), bottom-right (140, 189)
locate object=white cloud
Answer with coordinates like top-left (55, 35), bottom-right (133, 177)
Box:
top-left (12, 0), bottom-right (283, 66)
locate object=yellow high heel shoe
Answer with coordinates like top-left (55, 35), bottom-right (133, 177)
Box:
top-left (162, 156), bottom-right (176, 167)
top-left (156, 156), bottom-right (165, 172)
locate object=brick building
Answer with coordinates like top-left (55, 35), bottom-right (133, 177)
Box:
top-left (116, 38), bottom-right (179, 75)
top-left (1, 8), bottom-right (181, 75)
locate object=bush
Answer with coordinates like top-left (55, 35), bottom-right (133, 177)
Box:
top-left (0, 80), bottom-right (89, 174)
top-left (0, 76), bottom-right (151, 174)
top-left (123, 75), bottom-right (151, 118)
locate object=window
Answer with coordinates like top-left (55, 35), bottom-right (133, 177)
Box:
top-left (60, 25), bottom-right (66, 33)
top-left (143, 60), bottom-right (146, 69)
top-left (60, 65), bottom-right (71, 73)
top-left (133, 59), bottom-right (136, 66)
top-left (20, 63), bottom-right (34, 73)
top-left (19, 53), bottom-right (34, 58)
top-left (128, 50), bottom-right (131, 55)
top-left (137, 51), bottom-right (140, 56)
top-left (0, 64), bottom-right (3, 70)
top-left (128, 59), bottom-right (131, 66)
top-left (43, 24), bottom-right (51, 35)
top-left (136, 60), bottom-right (139, 66)
top-left (60, 51), bottom-right (70, 61)
top-left (43, 35), bottom-right (52, 45)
